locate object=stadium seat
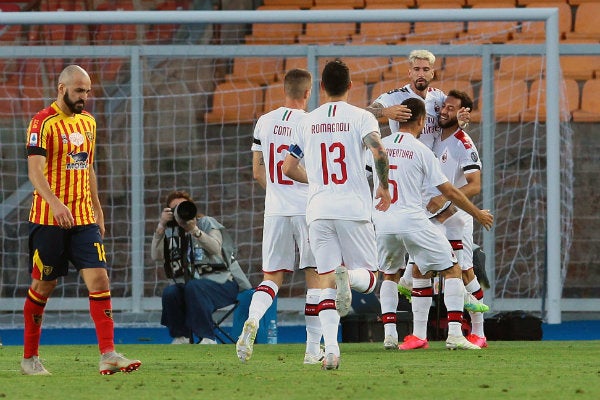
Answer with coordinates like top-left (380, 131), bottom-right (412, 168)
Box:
top-left (433, 79), bottom-right (476, 105)
top-left (0, 79), bottom-right (20, 120)
top-left (205, 81), bottom-right (264, 124)
top-left (347, 81), bottom-right (369, 108)
top-left (571, 79), bottom-right (600, 122)
top-left (463, 2), bottom-right (519, 43)
top-left (365, 0), bottom-right (414, 6)
top-left (314, 0), bottom-right (365, 7)
top-left (344, 57), bottom-right (391, 84)
top-left (298, 6), bottom-right (356, 44)
top-left (145, 0), bottom-right (188, 43)
top-left (439, 56), bottom-right (484, 81)
top-left (227, 57), bottom-right (284, 85)
top-left (0, 2), bottom-right (22, 43)
top-left (565, 3), bottom-right (600, 41)
top-left (521, 78), bottom-right (579, 122)
top-left (412, 3), bottom-right (465, 42)
top-left (245, 20), bottom-right (303, 45)
top-left (353, 18), bottom-right (411, 44)
top-left (515, 0), bottom-right (567, 4)
top-left (19, 59), bottom-right (49, 119)
top-left (560, 55), bottom-right (600, 81)
top-left (261, 0), bottom-right (314, 7)
top-left (512, 2), bottom-right (571, 42)
top-left (470, 79), bottom-right (528, 123)
top-left (417, 0), bottom-right (465, 6)
top-left (263, 82), bottom-right (285, 114)
top-left (497, 56), bottom-right (545, 80)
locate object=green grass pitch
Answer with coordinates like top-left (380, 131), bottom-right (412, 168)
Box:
top-left (1, 341), bottom-right (598, 400)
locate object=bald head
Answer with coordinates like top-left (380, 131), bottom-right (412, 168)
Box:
top-left (57, 65), bottom-right (91, 115)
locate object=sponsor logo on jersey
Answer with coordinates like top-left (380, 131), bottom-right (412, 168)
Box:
top-left (471, 152), bottom-right (479, 162)
top-left (66, 151), bottom-right (89, 170)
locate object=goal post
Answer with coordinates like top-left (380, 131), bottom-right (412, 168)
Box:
top-left (0, 8), bottom-right (575, 326)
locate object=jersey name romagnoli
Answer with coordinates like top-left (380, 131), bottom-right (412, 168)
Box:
top-left (374, 84), bottom-right (445, 149)
top-left (26, 102), bottom-right (97, 226)
top-left (252, 107), bottom-right (309, 216)
top-left (292, 101), bottom-right (379, 224)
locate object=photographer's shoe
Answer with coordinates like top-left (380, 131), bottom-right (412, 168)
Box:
top-left (99, 351), bottom-right (141, 375)
top-left (236, 318), bottom-right (258, 362)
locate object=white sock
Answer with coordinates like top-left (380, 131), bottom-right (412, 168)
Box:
top-left (248, 280), bottom-right (278, 322)
top-left (380, 280), bottom-right (399, 338)
top-left (411, 278), bottom-right (432, 339)
top-left (470, 311), bottom-right (485, 337)
top-left (444, 278), bottom-right (465, 337)
top-left (305, 288), bottom-right (322, 355)
top-left (319, 288), bottom-right (340, 356)
top-left (348, 268), bottom-right (377, 293)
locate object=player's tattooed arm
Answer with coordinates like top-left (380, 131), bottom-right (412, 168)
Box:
top-left (364, 132), bottom-right (389, 189)
top-left (366, 102), bottom-right (384, 118)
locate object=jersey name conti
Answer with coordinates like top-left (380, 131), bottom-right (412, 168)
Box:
top-left (252, 107), bottom-right (309, 216)
top-left (26, 102), bottom-right (97, 226)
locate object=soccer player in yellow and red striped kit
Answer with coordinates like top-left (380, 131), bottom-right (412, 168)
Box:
top-left (22, 64), bottom-right (141, 375)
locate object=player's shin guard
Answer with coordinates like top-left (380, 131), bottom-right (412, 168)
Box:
top-left (444, 278), bottom-right (465, 337)
top-left (89, 290), bottom-right (115, 354)
top-left (249, 280), bottom-right (279, 321)
top-left (23, 288), bottom-right (47, 358)
top-left (305, 288), bottom-right (323, 355)
top-left (380, 280), bottom-right (399, 337)
top-left (411, 279), bottom-right (433, 339)
top-left (318, 288), bottom-right (340, 356)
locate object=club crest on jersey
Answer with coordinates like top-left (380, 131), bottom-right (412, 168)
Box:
top-left (33, 314), bottom-right (43, 325)
top-left (69, 131), bottom-right (85, 147)
top-left (104, 309), bottom-right (113, 319)
top-left (471, 152), bottom-right (479, 162)
top-left (441, 150), bottom-right (448, 163)
top-left (85, 131), bottom-right (94, 141)
top-left (43, 265), bottom-right (53, 277)
top-left (29, 132), bottom-right (38, 146)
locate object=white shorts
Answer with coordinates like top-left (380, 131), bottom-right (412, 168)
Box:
top-left (401, 220), bottom-right (457, 275)
top-left (261, 215), bottom-right (315, 273)
top-left (308, 219), bottom-right (378, 275)
top-left (460, 214), bottom-right (474, 271)
top-left (433, 211), bottom-right (473, 271)
top-left (377, 234), bottom-right (407, 275)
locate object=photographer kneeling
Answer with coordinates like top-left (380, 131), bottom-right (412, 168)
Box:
top-left (151, 190), bottom-right (250, 344)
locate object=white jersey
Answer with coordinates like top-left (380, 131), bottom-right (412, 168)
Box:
top-left (373, 84), bottom-right (446, 149)
top-left (292, 101), bottom-right (379, 225)
top-left (251, 107), bottom-right (309, 217)
top-left (424, 127), bottom-right (482, 211)
top-left (371, 132), bottom-right (448, 233)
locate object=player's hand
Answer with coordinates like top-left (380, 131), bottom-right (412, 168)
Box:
top-left (426, 195), bottom-right (447, 214)
top-left (51, 200), bottom-right (75, 229)
top-left (477, 209), bottom-right (494, 231)
top-left (458, 107), bottom-right (471, 129)
top-left (374, 185), bottom-right (391, 211)
top-left (383, 104), bottom-right (412, 123)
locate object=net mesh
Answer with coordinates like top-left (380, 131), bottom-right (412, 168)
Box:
top-left (0, 6), bottom-right (577, 327)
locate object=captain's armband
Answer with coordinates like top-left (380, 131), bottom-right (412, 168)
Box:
top-left (288, 143), bottom-right (304, 159)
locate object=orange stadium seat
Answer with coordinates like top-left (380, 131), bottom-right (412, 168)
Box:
top-left (560, 55), bottom-right (600, 81)
top-left (565, 3), bottom-right (600, 41)
top-left (245, 21), bottom-right (303, 44)
top-left (261, 0), bottom-right (314, 7)
top-left (313, 0), bottom-right (365, 7)
top-left (515, 0), bottom-right (567, 4)
top-left (0, 2), bottom-right (22, 43)
top-left (512, 2), bottom-right (571, 42)
top-left (440, 56), bottom-right (484, 81)
top-left (566, 0), bottom-right (599, 5)
top-left (470, 79), bottom-right (528, 122)
top-left (344, 57), bottom-right (391, 84)
top-left (263, 82), bottom-right (285, 114)
top-left (354, 18), bottom-right (411, 44)
top-left (365, 0), bottom-right (414, 6)
top-left (497, 56), bottom-right (545, 80)
top-left (227, 57), bottom-right (285, 85)
top-left (433, 79), bottom-right (476, 104)
top-left (412, 2), bottom-right (465, 43)
top-left (20, 59), bottom-right (49, 118)
top-left (571, 79), bottom-right (600, 122)
top-left (347, 81), bottom-right (369, 108)
top-left (521, 78), bottom-right (579, 122)
top-left (205, 81), bottom-right (264, 124)
top-left (284, 57), bottom-right (308, 74)
top-left (417, 0), bottom-right (465, 6)
top-left (145, 0), bottom-right (189, 43)
top-left (463, 3), bottom-right (519, 43)
top-left (298, 6), bottom-right (356, 44)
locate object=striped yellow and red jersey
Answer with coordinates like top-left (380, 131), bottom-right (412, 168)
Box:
top-left (26, 102), bottom-right (97, 226)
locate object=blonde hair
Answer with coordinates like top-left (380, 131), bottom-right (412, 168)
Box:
top-left (408, 50), bottom-right (436, 66)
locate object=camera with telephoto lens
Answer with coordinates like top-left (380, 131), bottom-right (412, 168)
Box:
top-left (167, 200), bottom-right (197, 227)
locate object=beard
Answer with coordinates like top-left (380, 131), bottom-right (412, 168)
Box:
top-left (414, 79), bottom-right (429, 91)
top-left (63, 92), bottom-right (85, 114)
top-left (438, 115), bottom-right (458, 129)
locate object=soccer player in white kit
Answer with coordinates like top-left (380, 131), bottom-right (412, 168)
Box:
top-left (283, 60), bottom-right (391, 370)
top-left (367, 50), bottom-right (473, 348)
top-left (426, 90), bottom-right (488, 348)
top-left (371, 97), bottom-right (493, 351)
top-left (237, 69), bottom-right (323, 364)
